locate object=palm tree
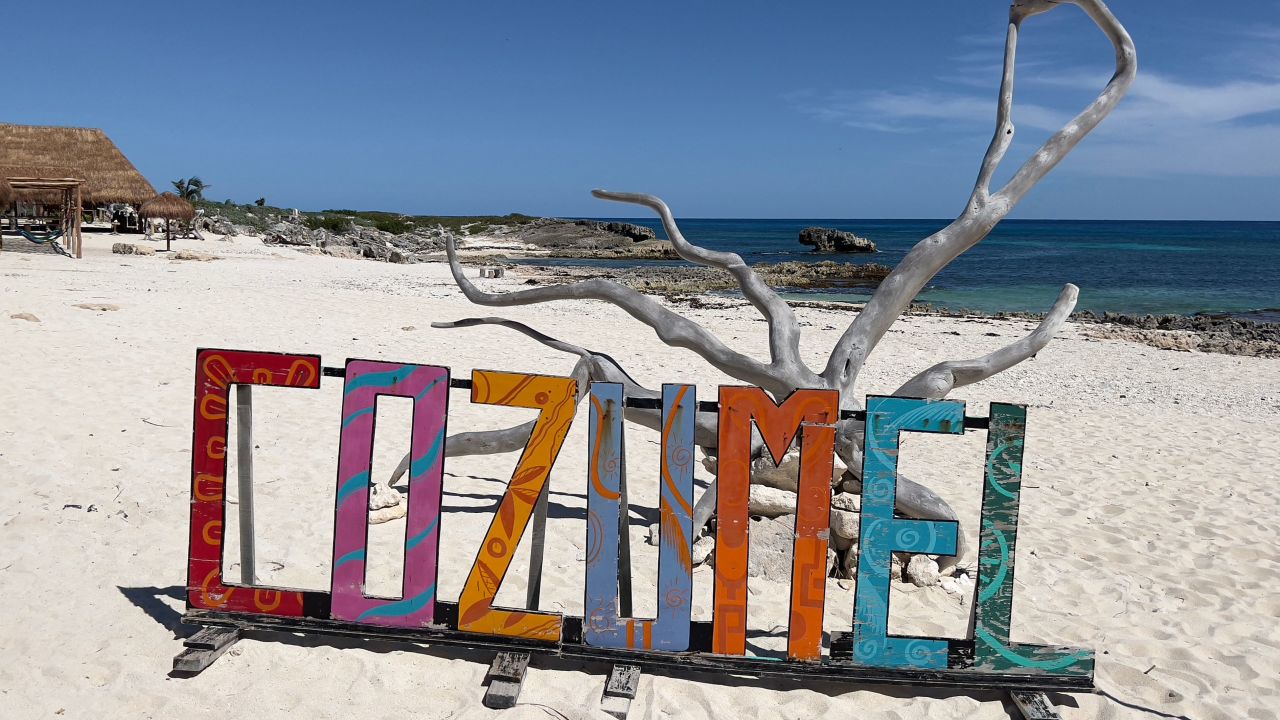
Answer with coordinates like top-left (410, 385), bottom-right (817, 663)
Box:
top-left (171, 177), bottom-right (210, 202)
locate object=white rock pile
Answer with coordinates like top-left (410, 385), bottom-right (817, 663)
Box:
top-left (641, 447), bottom-right (966, 590)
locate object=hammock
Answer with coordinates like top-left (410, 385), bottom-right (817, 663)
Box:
top-left (14, 228), bottom-right (73, 258)
top-left (18, 228), bottom-right (64, 243)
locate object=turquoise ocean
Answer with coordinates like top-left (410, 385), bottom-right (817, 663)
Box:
top-left (543, 219), bottom-right (1278, 321)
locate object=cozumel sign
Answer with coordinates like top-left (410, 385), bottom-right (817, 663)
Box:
top-left (180, 349), bottom-right (1094, 706)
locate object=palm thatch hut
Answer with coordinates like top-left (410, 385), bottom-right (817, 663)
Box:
top-left (0, 124), bottom-right (156, 258)
top-left (140, 192), bottom-right (195, 250)
top-left (0, 124), bottom-right (155, 205)
top-left (0, 177), bottom-right (12, 209)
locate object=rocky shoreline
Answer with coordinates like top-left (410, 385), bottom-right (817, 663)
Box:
top-left (1075, 310), bottom-right (1280, 357)
top-left (778, 299), bottom-right (1280, 358)
top-left (485, 260), bottom-right (1280, 358)
top-left (497, 218), bottom-right (680, 259)
top-left (513, 260), bottom-right (893, 294)
top-left (233, 214), bottom-right (684, 263)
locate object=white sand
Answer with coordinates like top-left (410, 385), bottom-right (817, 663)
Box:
top-left (2, 233), bottom-right (1277, 719)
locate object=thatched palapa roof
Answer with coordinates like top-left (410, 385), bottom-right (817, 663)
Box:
top-left (0, 176), bottom-right (12, 207)
top-left (140, 192), bottom-right (195, 221)
top-left (0, 124), bottom-right (156, 204)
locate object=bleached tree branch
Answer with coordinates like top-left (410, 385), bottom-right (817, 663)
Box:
top-left (824, 0), bottom-right (1136, 392)
top-left (995, 0), bottom-right (1137, 206)
top-left (591, 190), bottom-right (818, 384)
top-left (894, 284), bottom-right (1079, 399)
top-left (444, 235), bottom-right (785, 393)
top-left (427, 0), bottom-right (1135, 573)
top-left (968, 17), bottom-right (1020, 211)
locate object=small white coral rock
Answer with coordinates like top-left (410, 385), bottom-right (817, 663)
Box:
top-left (905, 555), bottom-right (941, 587)
top-left (748, 484), bottom-right (797, 518)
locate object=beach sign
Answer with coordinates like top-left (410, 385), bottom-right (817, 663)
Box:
top-left (181, 348), bottom-right (1094, 699)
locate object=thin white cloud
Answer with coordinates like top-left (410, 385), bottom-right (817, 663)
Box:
top-left (1238, 25), bottom-right (1280, 42)
top-left (1036, 70), bottom-right (1280, 126)
top-left (791, 69), bottom-right (1280, 178)
top-left (1025, 70), bottom-right (1280, 177)
top-left (791, 88), bottom-right (1065, 133)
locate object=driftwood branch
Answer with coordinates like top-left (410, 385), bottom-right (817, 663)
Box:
top-left (824, 0), bottom-right (1136, 392)
top-left (591, 190), bottom-right (817, 384)
top-left (894, 283), bottom-right (1079, 399)
top-left (444, 235), bottom-right (784, 392)
top-left (995, 0), bottom-right (1138, 207)
top-left (424, 0), bottom-right (1135, 577)
top-left (968, 16), bottom-right (1020, 211)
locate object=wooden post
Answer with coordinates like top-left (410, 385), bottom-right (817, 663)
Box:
top-left (616, 428), bottom-right (632, 618)
top-left (525, 484), bottom-right (549, 609)
top-left (235, 384), bottom-right (256, 585)
top-left (73, 184), bottom-right (82, 258)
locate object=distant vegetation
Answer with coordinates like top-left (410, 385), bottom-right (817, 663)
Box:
top-left (193, 198), bottom-right (540, 236)
top-left (317, 209), bottom-right (541, 235)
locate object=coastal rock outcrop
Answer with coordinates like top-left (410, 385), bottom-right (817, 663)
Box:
top-left (799, 227), bottom-right (877, 253)
top-left (210, 218), bottom-right (237, 236)
top-left (1080, 310), bottom-right (1280, 358)
top-left (261, 218), bottom-right (449, 264)
top-left (505, 218), bottom-right (675, 259)
top-left (517, 259), bottom-right (892, 295)
top-left (572, 220), bottom-right (656, 242)
top-left (264, 222), bottom-right (314, 246)
top-left (253, 213), bottom-right (669, 262)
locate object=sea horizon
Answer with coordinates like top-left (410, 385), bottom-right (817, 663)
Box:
top-left (526, 217), bottom-right (1280, 321)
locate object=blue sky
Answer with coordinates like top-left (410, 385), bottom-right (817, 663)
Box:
top-left (10, 1), bottom-right (1280, 219)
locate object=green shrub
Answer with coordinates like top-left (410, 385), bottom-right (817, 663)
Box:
top-left (304, 215), bottom-right (351, 233)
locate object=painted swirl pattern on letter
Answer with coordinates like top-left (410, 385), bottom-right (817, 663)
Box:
top-left (330, 360), bottom-right (450, 628)
top-left (714, 387), bottom-right (837, 656)
top-left (187, 349), bottom-right (320, 616)
top-left (973, 402), bottom-right (1094, 676)
top-left (583, 383), bottom-right (695, 651)
top-left (850, 396), bottom-right (962, 670)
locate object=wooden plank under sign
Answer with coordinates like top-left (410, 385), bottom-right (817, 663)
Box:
top-left (172, 627), bottom-right (240, 675)
top-left (1010, 690), bottom-right (1062, 720)
top-left (601, 664), bottom-right (642, 719)
top-left (483, 651), bottom-right (531, 709)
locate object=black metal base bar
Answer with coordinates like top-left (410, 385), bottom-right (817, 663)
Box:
top-left (181, 610), bottom-right (1094, 693)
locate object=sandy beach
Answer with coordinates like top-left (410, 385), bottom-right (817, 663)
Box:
top-left (2, 233), bottom-right (1277, 719)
